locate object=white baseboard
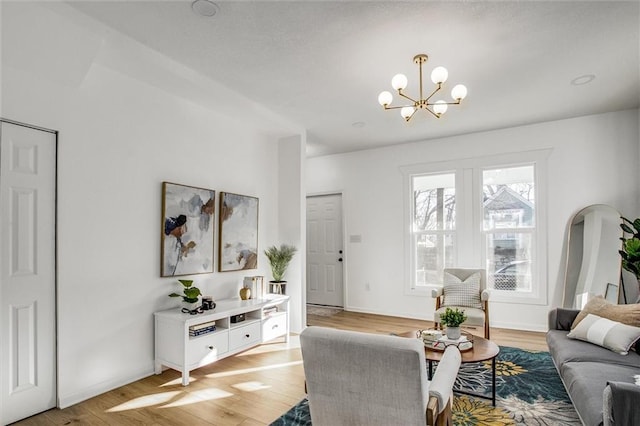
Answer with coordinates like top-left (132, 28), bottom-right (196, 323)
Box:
top-left (58, 368), bottom-right (155, 409)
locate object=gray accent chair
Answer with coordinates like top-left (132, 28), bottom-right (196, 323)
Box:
top-left (432, 268), bottom-right (491, 339)
top-left (300, 326), bottom-right (461, 426)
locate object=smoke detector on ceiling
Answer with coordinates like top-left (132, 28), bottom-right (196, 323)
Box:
top-left (192, 0), bottom-right (220, 17)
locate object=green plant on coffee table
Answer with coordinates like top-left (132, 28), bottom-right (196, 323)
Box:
top-left (439, 307), bottom-right (467, 328)
top-left (620, 216), bottom-right (640, 279)
top-left (169, 279), bottom-right (201, 303)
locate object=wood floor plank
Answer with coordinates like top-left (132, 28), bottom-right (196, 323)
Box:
top-left (15, 310), bottom-right (547, 425)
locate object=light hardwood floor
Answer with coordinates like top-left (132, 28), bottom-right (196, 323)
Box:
top-left (15, 310), bottom-right (546, 426)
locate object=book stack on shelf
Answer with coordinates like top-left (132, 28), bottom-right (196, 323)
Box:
top-left (243, 276), bottom-right (265, 299)
top-left (189, 320), bottom-right (216, 337)
top-left (263, 306), bottom-right (278, 317)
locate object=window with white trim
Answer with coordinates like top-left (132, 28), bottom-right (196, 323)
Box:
top-left (412, 173), bottom-right (456, 287)
top-left (482, 166), bottom-right (535, 292)
top-left (403, 151), bottom-right (549, 305)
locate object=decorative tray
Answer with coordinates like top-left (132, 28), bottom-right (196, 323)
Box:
top-left (418, 330), bottom-right (474, 352)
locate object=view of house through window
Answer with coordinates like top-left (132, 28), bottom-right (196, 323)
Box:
top-left (412, 173), bottom-right (456, 287)
top-left (409, 162), bottom-right (539, 296)
top-left (483, 166), bottom-right (535, 292)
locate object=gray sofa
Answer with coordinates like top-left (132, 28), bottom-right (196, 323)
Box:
top-left (547, 308), bottom-right (640, 426)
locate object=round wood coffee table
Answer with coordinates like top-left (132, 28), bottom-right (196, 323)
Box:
top-left (398, 330), bottom-right (500, 406)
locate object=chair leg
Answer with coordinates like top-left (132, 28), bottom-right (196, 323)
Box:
top-left (484, 301), bottom-right (490, 339)
top-left (435, 399), bottom-right (452, 426)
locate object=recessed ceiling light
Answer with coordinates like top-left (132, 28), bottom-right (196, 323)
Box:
top-left (192, 0), bottom-right (219, 17)
top-left (352, 121), bottom-right (366, 128)
top-left (571, 74), bottom-right (596, 86)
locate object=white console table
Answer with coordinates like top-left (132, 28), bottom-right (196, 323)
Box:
top-left (154, 295), bottom-right (289, 386)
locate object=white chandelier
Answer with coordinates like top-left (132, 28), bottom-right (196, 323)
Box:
top-left (378, 54), bottom-right (468, 122)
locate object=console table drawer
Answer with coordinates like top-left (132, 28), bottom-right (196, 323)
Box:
top-left (187, 331), bottom-right (229, 367)
top-left (262, 313), bottom-right (287, 341)
top-left (229, 322), bottom-right (261, 350)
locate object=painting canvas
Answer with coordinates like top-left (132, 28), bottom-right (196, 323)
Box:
top-left (219, 192), bottom-right (259, 272)
top-left (161, 182), bottom-right (215, 277)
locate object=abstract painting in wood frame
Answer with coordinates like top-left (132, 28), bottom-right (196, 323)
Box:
top-left (218, 192), bottom-right (259, 272)
top-left (161, 182), bottom-right (215, 277)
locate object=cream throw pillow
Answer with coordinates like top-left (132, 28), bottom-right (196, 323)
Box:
top-left (567, 313), bottom-right (640, 355)
top-left (571, 296), bottom-right (640, 329)
top-left (443, 271), bottom-right (482, 309)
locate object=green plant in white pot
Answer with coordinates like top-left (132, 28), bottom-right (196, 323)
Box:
top-left (264, 244), bottom-right (297, 295)
top-left (439, 307), bottom-right (467, 340)
top-left (169, 279), bottom-right (202, 312)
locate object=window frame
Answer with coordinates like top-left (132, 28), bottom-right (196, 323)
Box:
top-left (410, 171), bottom-right (458, 290)
top-left (401, 149), bottom-right (550, 305)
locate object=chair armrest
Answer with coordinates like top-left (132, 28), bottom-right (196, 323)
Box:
top-left (548, 308), bottom-right (580, 331)
top-left (481, 288), bottom-right (491, 302)
top-left (604, 381), bottom-right (640, 426)
top-left (428, 346), bottom-right (461, 414)
top-left (432, 287), bottom-right (443, 298)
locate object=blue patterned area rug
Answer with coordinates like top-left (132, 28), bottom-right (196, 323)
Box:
top-left (271, 346), bottom-right (580, 425)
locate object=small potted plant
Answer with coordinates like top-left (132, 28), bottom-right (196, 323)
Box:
top-left (619, 216), bottom-right (640, 302)
top-left (169, 279), bottom-right (202, 311)
top-left (439, 307), bottom-right (467, 340)
top-left (264, 244), bottom-right (297, 294)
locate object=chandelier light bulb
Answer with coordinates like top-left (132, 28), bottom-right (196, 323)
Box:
top-left (391, 74), bottom-right (408, 91)
top-left (451, 84), bottom-right (468, 101)
top-left (433, 100), bottom-right (448, 115)
top-left (400, 106), bottom-right (415, 120)
top-left (378, 91), bottom-right (393, 106)
top-left (430, 66), bottom-right (448, 84)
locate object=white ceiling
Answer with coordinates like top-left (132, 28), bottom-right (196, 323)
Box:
top-left (68, 0), bottom-right (640, 157)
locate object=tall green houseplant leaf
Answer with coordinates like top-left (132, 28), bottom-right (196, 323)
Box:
top-left (264, 244), bottom-right (297, 282)
top-left (620, 216), bottom-right (640, 279)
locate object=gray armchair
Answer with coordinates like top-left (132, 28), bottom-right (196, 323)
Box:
top-left (300, 326), bottom-right (461, 426)
top-left (432, 268), bottom-right (491, 339)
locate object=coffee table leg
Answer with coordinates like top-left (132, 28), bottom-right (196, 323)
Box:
top-left (428, 360), bottom-right (433, 380)
top-left (492, 357), bottom-right (496, 406)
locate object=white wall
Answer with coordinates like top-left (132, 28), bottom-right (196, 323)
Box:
top-left (307, 109), bottom-right (640, 332)
top-left (1, 2), bottom-right (304, 408)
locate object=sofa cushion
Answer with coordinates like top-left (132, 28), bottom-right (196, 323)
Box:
top-left (443, 271), bottom-right (482, 309)
top-left (567, 314), bottom-right (640, 355)
top-left (560, 362), bottom-right (640, 426)
top-left (572, 296), bottom-right (640, 329)
top-left (547, 330), bottom-right (640, 369)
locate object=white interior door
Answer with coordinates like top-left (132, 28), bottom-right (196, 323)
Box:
top-left (0, 121), bottom-right (57, 424)
top-left (306, 194), bottom-right (344, 307)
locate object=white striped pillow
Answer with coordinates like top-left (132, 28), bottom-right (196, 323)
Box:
top-left (567, 313), bottom-right (640, 355)
top-left (442, 272), bottom-right (482, 309)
